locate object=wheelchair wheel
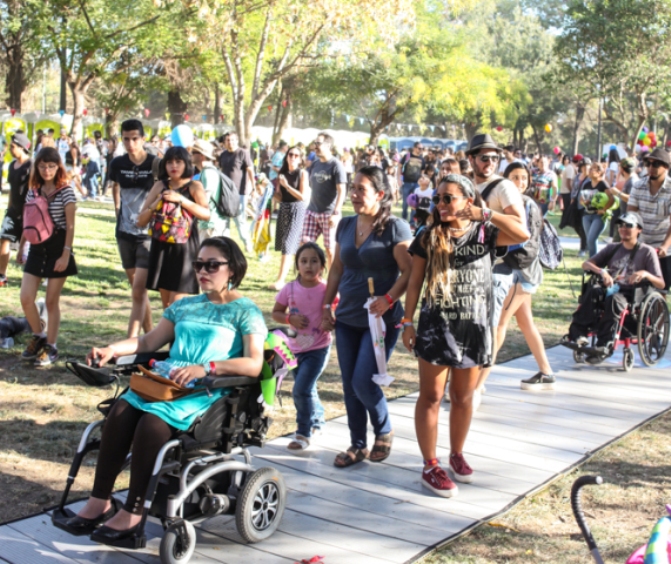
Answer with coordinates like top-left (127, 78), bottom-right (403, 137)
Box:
top-left (235, 467), bottom-right (286, 543)
top-left (623, 348), bottom-right (634, 372)
top-left (637, 292), bottom-right (670, 367)
top-left (160, 519), bottom-right (196, 564)
top-left (573, 349), bottom-right (585, 364)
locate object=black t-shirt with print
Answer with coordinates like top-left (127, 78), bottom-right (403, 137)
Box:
top-left (408, 222), bottom-right (499, 368)
top-left (402, 153), bottom-right (425, 183)
top-left (108, 153), bottom-right (157, 241)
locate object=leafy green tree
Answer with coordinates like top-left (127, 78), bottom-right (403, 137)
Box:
top-left (554, 0), bottom-right (671, 150)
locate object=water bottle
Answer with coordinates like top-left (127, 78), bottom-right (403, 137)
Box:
top-left (0, 337), bottom-right (14, 349)
top-left (149, 359), bottom-right (173, 379)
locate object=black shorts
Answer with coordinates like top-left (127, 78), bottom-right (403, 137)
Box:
top-left (0, 211), bottom-right (22, 243)
top-left (117, 237), bottom-right (151, 270)
top-left (24, 229), bottom-right (77, 279)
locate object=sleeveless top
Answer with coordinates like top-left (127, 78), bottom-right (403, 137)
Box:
top-left (279, 169), bottom-right (302, 203)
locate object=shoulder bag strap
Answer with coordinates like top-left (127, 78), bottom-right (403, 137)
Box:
top-left (480, 178), bottom-right (504, 203)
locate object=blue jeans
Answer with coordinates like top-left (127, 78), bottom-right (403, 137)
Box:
top-left (335, 320), bottom-right (400, 449)
top-left (582, 213), bottom-right (607, 257)
top-left (538, 202), bottom-right (549, 217)
top-left (293, 345), bottom-right (330, 437)
top-left (223, 194), bottom-right (251, 248)
top-left (401, 182), bottom-right (419, 221)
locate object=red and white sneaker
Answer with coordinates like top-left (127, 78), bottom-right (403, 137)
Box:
top-left (422, 465), bottom-right (458, 498)
top-left (449, 452), bottom-right (474, 483)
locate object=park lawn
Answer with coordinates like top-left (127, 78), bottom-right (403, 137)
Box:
top-left (0, 197), bottom-right (628, 557)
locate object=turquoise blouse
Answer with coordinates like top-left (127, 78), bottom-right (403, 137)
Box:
top-left (122, 294), bottom-right (268, 431)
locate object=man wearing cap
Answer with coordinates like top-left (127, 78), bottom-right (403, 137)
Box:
top-left (0, 133), bottom-right (32, 286)
top-left (567, 211), bottom-right (664, 357)
top-left (627, 147), bottom-right (671, 288)
top-left (466, 133), bottom-right (526, 405)
top-left (192, 139), bottom-right (228, 239)
top-left (400, 142), bottom-right (425, 222)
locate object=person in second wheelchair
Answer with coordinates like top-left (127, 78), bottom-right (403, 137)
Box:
top-left (59, 236), bottom-right (267, 546)
top-left (565, 211), bottom-right (665, 358)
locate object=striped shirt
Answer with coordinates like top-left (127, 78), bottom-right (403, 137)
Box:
top-left (25, 185), bottom-right (77, 230)
top-left (628, 175), bottom-right (671, 247)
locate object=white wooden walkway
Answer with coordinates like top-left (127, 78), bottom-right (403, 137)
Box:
top-left (2, 345), bottom-right (671, 564)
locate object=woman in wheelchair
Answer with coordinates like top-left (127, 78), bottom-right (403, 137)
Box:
top-left (63, 236), bottom-right (267, 545)
top-left (565, 212), bottom-right (665, 358)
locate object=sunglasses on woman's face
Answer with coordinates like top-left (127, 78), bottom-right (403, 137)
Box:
top-left (432, 194), bottom-right (463, 205)
top-left (192, 260), bottom-right (229, 273)
top-left (287, 153), bottom-right (301, 158)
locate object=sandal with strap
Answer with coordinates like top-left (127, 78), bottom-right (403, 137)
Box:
top-left (334, 446), bottom-right (369, 468)
top-left (287, 434), bottom-right (310, 451)
top-left (370, 432), bottom-right (393, 463)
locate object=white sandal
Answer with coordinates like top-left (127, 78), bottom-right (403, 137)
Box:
top-left (287, 434), bottom-right (310, 451)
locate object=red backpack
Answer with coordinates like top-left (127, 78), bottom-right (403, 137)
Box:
top-left (23, 186), bottom-right (66, 244)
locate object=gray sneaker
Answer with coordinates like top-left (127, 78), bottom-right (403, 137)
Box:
top-left (521, 372), bottom-right (556, 391)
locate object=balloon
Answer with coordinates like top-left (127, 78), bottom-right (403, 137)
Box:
top-left (496, 125), bottom-right (503, 132)
top-left (643, 137), bottom-right (652, 146)
top-left (544, 123), bottom-right (552, 133)
top-left (143, 108), bottom-right (150, 118)
top-left (281, 100), bottom-right (288, 108)
top-left (83, 108), bottom-right (88, 116)
top-left (171, 124), bottom-right (194, 148)
top-left (10, 108), bottom-right (16, 116)
top-left (183, 113), bottom-right (189, 121)
top-left (649, 131), bottom-right (656, 140)
top-left (640, 145), bottom-right (650, 152)
top-left (639, 131), bottom-right (647, 140)
top-left (267, 105), bottom-right (273, 112)
top-left (652, 140), bottom-right (658, 148)
top-left (643, 126), bottom-right (649, 133)
top-left (553, 146), bottom-right (560, 155)
top-left (59, 109), bottom-right (65, 116)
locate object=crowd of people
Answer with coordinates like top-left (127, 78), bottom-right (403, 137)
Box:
top-left (2, 120), bottom-right (671, 516)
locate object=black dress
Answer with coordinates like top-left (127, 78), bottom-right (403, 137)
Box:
top-left (146, 182), bottom-right (200, 294)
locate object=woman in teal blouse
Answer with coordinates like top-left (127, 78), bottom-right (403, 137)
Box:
top-left (63, 237), bottom-right (267, 545)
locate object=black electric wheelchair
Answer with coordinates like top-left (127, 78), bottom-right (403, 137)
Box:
top-left (52, 331), bottom-right (296, 564)
top-left (562, 271), bottom-right (670, 371)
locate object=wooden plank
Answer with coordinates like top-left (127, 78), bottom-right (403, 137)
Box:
top-left (190, 527), bottom-right (296, 564)
top-left (200, 516), bottom-right (398, 564)
top-left (0, 524), bottom-right (84, 564)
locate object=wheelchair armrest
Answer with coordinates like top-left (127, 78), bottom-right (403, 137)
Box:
top-left (202, 375), bottom-right (260, 389)
top-left (113, 351), bottom-right (170, 366)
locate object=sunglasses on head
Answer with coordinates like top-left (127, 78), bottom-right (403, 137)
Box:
top-left (192, 260), bottom-right (229, 273)
top-left (617, 223), bottom-right (636, 229)
top-left (432, 194), bottom-right (464, 205)
top-left (477, 155), bottom-right (499, 163)
top-left (644, 160), bottom-right (663, 168)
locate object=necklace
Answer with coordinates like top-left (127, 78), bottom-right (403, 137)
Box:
top-left (448, 222), bottom-right (471, 233)
top-left (357, 218), bottom-right (373, 237)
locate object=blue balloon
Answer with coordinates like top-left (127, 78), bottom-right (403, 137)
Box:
top-left (171, 124), bottom-right (194, 148)
top-left (59, 109), bottom-right (65, 116)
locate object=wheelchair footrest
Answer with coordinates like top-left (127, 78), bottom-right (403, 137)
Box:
top-left (561, 341), bottom-right (580, 351)
top-left (51, 507), bottom-right (79, 534)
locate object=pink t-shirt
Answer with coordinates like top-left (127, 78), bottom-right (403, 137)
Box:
top-left (276, 279), bottom-right (332, 353)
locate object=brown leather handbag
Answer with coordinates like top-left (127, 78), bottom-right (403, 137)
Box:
top-left (130, 365), bottom-right (195, 402)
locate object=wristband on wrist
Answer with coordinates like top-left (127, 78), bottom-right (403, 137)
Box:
top-left (384, 293), bottom-right (394, 306)
top-left (63, 245), bottom-right (72, 251)
top-left (285, 314), bottom-right (291, 324)
top-left (401, 317), bottom-right (413, 324)
top-left (601, 269), bottom-right (607, 277)
top-left (322, 304), bottom-right (332, 310)
top-left (482, 208), bottom-right (493, 222)
top-left (203, 361), bottom-right (216, 377)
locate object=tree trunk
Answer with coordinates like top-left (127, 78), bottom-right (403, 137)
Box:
top-left (68, 80), bottom-right (89, 140)
top-left (213, 83), bottom-right (222, 124)
top-left (273, 99), bottom-right (292, 147)
top-left (5, 44), bottom-right (25, 112)
top-left (572, 102), bottom-right (585, 156)
top-left (60, 67), bottom-right (68, 113)
top-left (531, 125), bottom-right (542, 154)
top-left (105, 112), bottom-right (118, 139)
top-left (168, 89), bottom-right (187, 128)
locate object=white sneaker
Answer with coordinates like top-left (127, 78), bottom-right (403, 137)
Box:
top-left (36, 297), bottom-right (48, 331)
top-left (472, 390), bottom-right (482, 411)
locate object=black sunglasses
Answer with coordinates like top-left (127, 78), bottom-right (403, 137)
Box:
top-left (617, 223), bottom-right (636, 229)
top-left (287, 152), bottom-right (301, 158)
top-left (477, 155), bottom-right (500, 163)
top-left (192, 260), bottom-right (229, 273)
top-left (644, 160), bottom-right (664, 168)
top-left (432, 194), bottom-right (464, 205)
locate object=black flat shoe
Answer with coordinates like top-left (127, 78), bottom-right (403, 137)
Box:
top-left (90, 521), bottom-right (146, 549)
top-left (54, 498), bottom-right (118, 536)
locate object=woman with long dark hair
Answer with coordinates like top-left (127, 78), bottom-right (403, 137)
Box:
top-left (270, 145), bottom-right (309, 290)
top-left (403, 174), bottom-right (528, 497)
top-left (321, 166), bottom-right (412, 467)
top-left (137, 146), bottom-right (210, 307)
top-left (18, 147), bottom-right (77, 366)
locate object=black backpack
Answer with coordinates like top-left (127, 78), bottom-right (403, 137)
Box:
top-left (503, 195), bottom-right (541, 270)
top-left (214, 169), bottom-right (241, 218)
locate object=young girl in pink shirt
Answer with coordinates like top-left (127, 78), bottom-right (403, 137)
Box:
top-left (272, 243), bottom-right (332, 451)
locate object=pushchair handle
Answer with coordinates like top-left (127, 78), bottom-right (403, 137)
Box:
top-left (571, 475), bottom-right (604, 564)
